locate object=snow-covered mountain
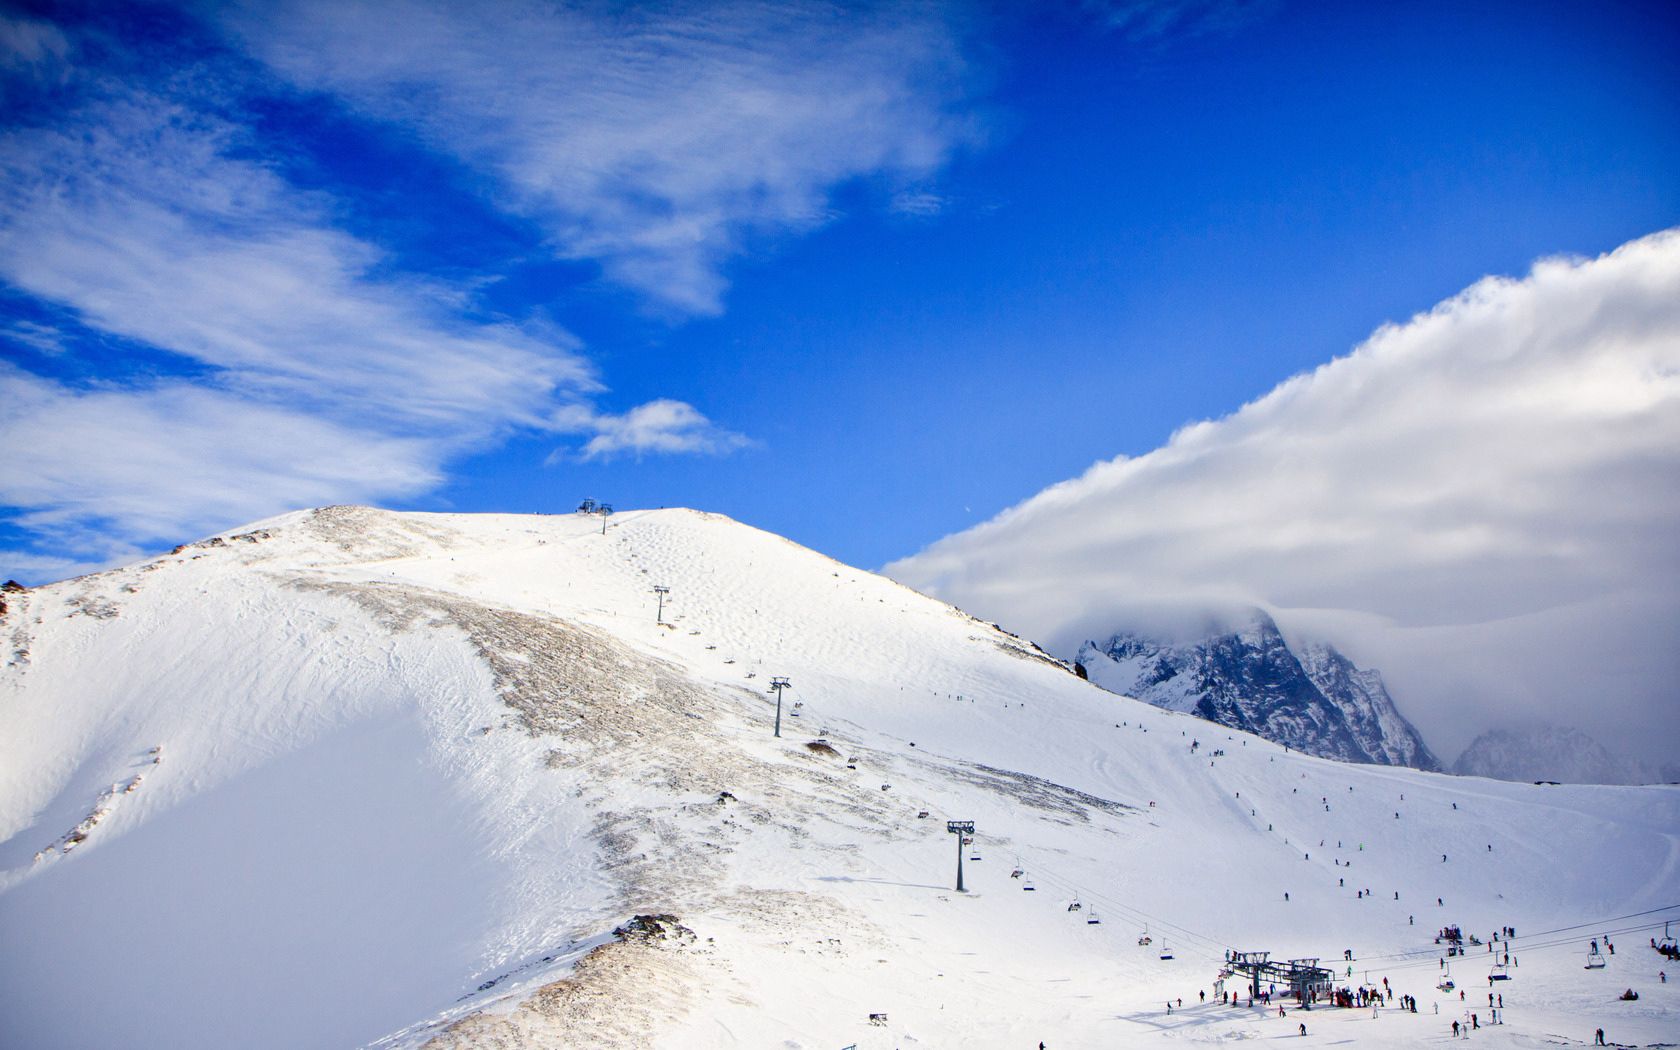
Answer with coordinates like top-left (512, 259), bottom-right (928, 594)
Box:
top-left (2, 507), bottom-right (1676, 1049)
top-left (1453, 725), bottom-right (1672, 785)
top-left (1077, 611), bottom-right (1437, 769)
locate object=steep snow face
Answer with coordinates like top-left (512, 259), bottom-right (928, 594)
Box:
top-left (1453, 725), bottom-right (1671, 785)
top-left (1079, 611), bottom-right (1439, 770)
top-left (1, 508), bottom-right (1676, 1050)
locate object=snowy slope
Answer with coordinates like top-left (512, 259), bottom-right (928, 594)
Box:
top-left (2, 506), bottom-right (1676, 1049)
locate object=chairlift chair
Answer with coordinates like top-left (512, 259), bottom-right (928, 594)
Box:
top-left (1022, 878), bottom-right (1036, 892)
top-left (1585, 946), bottom-right (1607, 970)
top-left (1087, 910), bottom-right (1101, 925)
top-left (1138, 925), bottom-right (1152, 947)
top-left (1159, 938), bottom-right (1174, 961)
top-left (1068, 901), bottom-right (1082, 912)
top-left (1489, 960), bottom-right (1510, 981)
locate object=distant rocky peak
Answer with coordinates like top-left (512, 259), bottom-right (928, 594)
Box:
top-left (1077, 613), bottom-right (1439, 771)
top-left (1452, 724), bottom-right (1667, 786)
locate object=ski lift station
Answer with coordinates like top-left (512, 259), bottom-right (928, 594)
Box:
top-left (1224, 951), bottom-right (1336, 1002)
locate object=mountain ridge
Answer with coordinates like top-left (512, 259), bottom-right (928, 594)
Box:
top-left (1076, 609), bottom-right (1439, 770)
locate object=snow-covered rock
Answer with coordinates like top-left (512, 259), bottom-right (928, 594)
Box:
top-left (1078, 610), bottom-right (1438, 770)
top-left (1453, 724), bottom-right (1672, 785)
top-left (1, 508), bottom-right (1675, 1049)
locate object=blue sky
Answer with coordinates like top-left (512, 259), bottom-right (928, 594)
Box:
top-left (2, 0), bottom-right (1677, 583)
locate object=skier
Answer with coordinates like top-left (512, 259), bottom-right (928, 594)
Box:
top-left (1596, 1028), bottom-right (1606, 1045)
top-left (1299, 1022), bottom-right (1306, 1036)
top-left (1452, 1021), bottom-right (1460, 1037)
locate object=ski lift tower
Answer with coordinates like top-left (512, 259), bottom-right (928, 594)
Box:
top-left (652, 585), bottom-right (670, 624)
top-left (947, 821), bottom-right (975, 892)
top-left (1227, 951), bottom-right (1271, 1000)
top-left (768, 677), bottom-right (791, 738)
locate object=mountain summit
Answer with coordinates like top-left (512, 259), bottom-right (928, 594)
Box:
top-left (1077, 610), bottom-right (1439, 770)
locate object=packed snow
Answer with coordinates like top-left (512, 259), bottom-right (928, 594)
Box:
top-left (1, 506), bottom-right (1675, 1049)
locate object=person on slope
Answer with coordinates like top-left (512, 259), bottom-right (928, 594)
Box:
top-left (1298, 1022), bottom-right (1306, 1036)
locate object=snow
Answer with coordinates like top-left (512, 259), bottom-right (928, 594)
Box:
top-left (1, 506), bottom-right (1677, 1049)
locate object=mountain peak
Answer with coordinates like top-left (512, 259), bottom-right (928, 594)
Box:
top-left (1079, 619), bottom-right (1439, 771)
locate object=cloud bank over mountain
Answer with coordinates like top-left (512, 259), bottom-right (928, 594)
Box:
top-left (890, 230), bottom-right (1680, 767)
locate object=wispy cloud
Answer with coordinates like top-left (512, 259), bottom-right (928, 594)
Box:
top-left (0, 3), bottom-right (980, 579)
top-left (0, 92), bottom-right (595, 429)
top-left (889, 189), bottom-right (949, 218)
top-left (1083, 0), bottom-right (1280, 42)
top-left (0, 12), bottom-right (70, 81)
top-left (889, 230), bottom-right (1680, 766)
top-left (0, 76), bottom-right (593, 574)
top-left (211, 0), bottom-right (979, 314)
top-left (550, 399), bottom-right (751, 462)
top-left (0, 363), bottom-right (442, 542)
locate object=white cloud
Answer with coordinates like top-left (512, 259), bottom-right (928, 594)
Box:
top-left (0, 364), bottom-right (443, 581)
top-left (889, 230), bottom-right (1680, 766)
top-left (211, 0), bottom-right (977, 314)
top-left (0, 93), bottom-right (596, 430)
top-left (551, 399), bottom-right (751, 462)
top-left (0, 81), bottom-right (597, 569)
